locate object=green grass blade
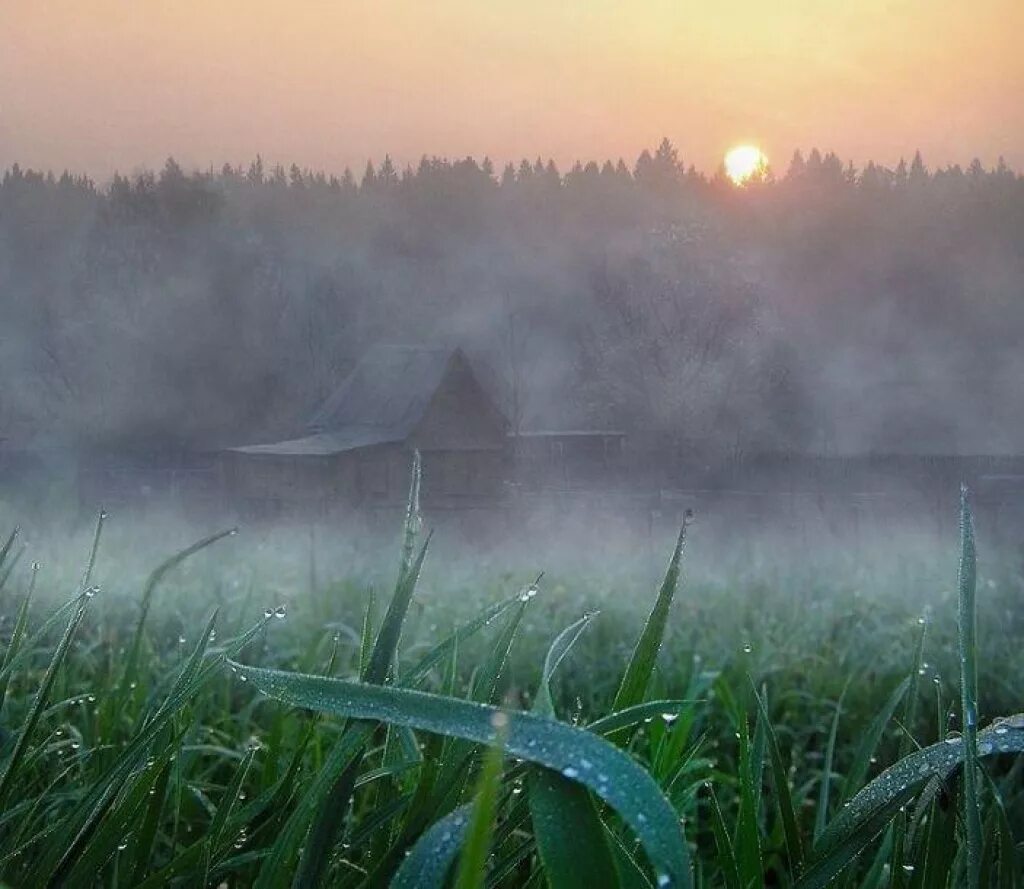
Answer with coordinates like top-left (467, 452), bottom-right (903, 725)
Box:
top-left (528, 767), bottom-right (619, 889)
top-left (364, 532), bottom-right (431, 685)
top-left (252, 721), bottom-right (376, 889)
top-left (751, 685), bottom-right (804, 875)
top-left (533, 612), bottom-right (597, 717)
top-left (841, 677), bottom-right (910, 800)
top-left (391, 803), bottom-right (473, 889)
top-left (706, 783), bottom-right (742, 889)
top-left (798, 715), bottom-right (1024, 888)
top-left (587, 700), bottom-right (695, 737)
top-left (815, 683), bottom-right (848, 840)
top-left (401, 596), bottom-right (521, 688)
top-left (453, 715), bottom-right (507, 889)
top-left (734, 716), bottom-right (762, 889)
top-left (130, 758), bottom-right (174, 885)
top-left (230, 660), bottom-right (693, 888)
top-left (0, 561), bottom-right (38, 713)
top-left (612, 517), bottom-right (688, 715)
top-left (0, 589), bottom-right (94, 812)
top-left (53, 743), bottom-right (175, 888)
top-left (122, 527), bottom-right (237, 694)
top-left (958, 485), bottom-right (982, 889)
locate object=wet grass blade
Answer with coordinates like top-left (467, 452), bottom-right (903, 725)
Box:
top-left (612, 518), bottom-right (688, 716)
top-left (229, 660), bottom-right (693, 888)
top-left (401, 595), bottom-right (521, 688)
top-left (797, 715), bottom-right (1024, 889)
top-left (528, 614), bottom-right (617, 889)
top-left (815, 683), bottom-right (848, 840)
top-left (0, 589), bottom-right (94, 812)
top-left (707, 784), bottom-right (742, 889)
top-left (752, 685), bottom-right (803, 875)
top-left (453, 715), bottom-right (507, 889)
top-left (295, 457), bottom-right (429, 889)
top-left (841, 677), bottom-right (910, 801)
top-left (391, 804), bottom-right (473, 889)
top-left (0, 562), bottom-right (38, 713)
top-left (53, 740), bottom-right (178, 888)
top-left (122, 528), bottom-right (237, 693)
top-left (958, 486), bottom-right (981, 889)
top-left (529, 767), bottom-right (619, 889)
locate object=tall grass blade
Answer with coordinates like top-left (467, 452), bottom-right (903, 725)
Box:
top-left (612, 517), bottom-right (688, 715)
top-left (391, 804), bottom-right (473, 889)
top-left (0, 589), bottom-right (95, 812)
top-left (453, 714), bottom-right (507, 889)
top-left (796, 715), bottom-right (1024, 888)
top-left (229, 660), bottom-right (693, 887)
top-left (751, 686), bottom-right (804, 875)
top-left (528, 614), bottom-right (618, 889)
top-left (958, 485), bottom-right (982, 889)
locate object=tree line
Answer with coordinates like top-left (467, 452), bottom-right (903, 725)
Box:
top-left (1, 140), bottom-right (1021, 459)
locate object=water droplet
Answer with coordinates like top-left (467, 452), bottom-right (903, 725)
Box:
top-left (263, 608), bottom-right (273, 619)
top-left (274, 605), bottom-right (286, 619)
top-left (657, 875), bottom-right (672, 887)
top-left (661, 712), bottom-right (678, 725)
top-left (239, 675), bottom-right (248, 682)
top-left (70, 741), bottom-right (80, 750)
top-left (84, 586), bottom-right (99, 599)
top-left (742, 642), bottom-right (753, 654)
top-left (519, 585), bottom-right (538, 602)
top-left (117, 839), bottom-right (129, 851)
top-left (994, 726), bottom-right (1008, 735)
top-left (562, 767), bottom-right (579, 779)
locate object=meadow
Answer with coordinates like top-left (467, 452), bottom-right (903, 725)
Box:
top-left (0, 464), bottom-right (1020, 887)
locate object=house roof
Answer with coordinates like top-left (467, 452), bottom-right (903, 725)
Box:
top-left (228, 345), bottom-right (502, 456)
top-left (228, 429), bottom-right (396, 457)
top-left (308, 345), bottom-right (456, 435)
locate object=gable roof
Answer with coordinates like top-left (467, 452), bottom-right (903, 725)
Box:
top-left (229, 345), bottom-right (503, 457)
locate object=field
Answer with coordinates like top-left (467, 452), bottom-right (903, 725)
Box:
top-left (0, 469), bottom-right (1021, 887)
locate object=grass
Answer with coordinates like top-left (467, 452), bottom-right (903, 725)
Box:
top-left (0, 469), bottom-right (1020, 887)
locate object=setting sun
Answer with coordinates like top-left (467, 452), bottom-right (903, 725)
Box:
top-left (724, 145), bottom-right (769, 185)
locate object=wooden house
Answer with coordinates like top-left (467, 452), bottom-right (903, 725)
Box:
top-left (223, 346), bottom-right (509, 516)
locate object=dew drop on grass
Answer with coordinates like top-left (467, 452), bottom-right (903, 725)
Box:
top-left (562, 767), bottom-right (579, 779)
top-left (661, 712), bottom-right (678, 725)
top-left (263, 608), bottom-right (273, 619)
top-left (657, 875), bottom-right (672, 887)
top-left (274, 605), bottom-right (286, 618)
top-left (902, 865), bottom-right (915, 874)
top-left (742, 642), bottom-right (753, 654)
top-left (519, 585), bottom-right (538, 602)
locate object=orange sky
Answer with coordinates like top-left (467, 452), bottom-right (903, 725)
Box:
top-left (2, 1), bottom-right (1022, 179)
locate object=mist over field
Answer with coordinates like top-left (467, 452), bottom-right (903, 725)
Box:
top-left (2, 2), bottom-right (1023, 885)
top-left (2, 146), bottom-right (1023, 459)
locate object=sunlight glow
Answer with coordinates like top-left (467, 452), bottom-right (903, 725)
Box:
top-left (724, 145), bottom-right (768, 185)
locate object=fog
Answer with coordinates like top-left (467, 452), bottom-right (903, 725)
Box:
top-left (2, 143), bottom-right (1022, 460)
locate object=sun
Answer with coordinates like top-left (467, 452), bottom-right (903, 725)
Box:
top-left (724, 145), bottom-right (769, 185)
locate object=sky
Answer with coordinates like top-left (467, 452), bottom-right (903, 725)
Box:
top-left (2, 1), bottom-right (1023, 180)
